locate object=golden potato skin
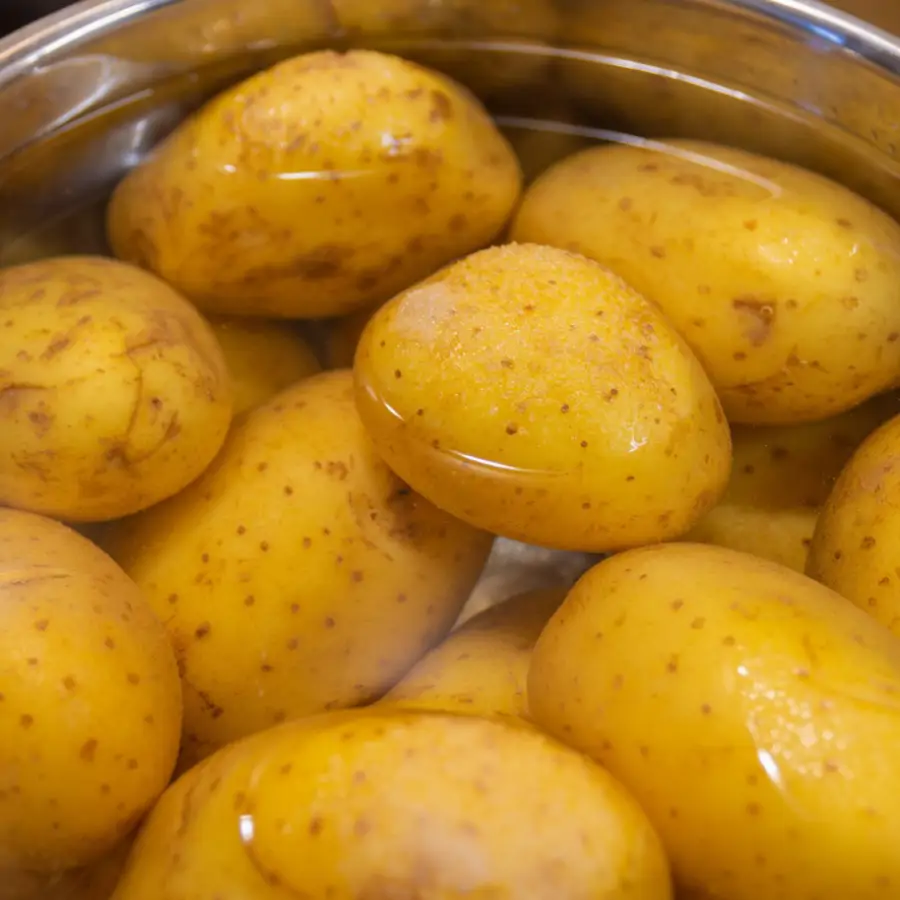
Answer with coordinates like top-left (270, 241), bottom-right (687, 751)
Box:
top-left (381, 587), bottom-right (565, 719)
top-left (206, 315), bottom-right (320, 415)
top-left (354, 243), bottom-right (732, 552)
top-left (0, 256), bottom-right (232, 522)
top-left (511, 140), bottom-right (900, 423)
top-left (108, 50), bottom-right (522, 319)
top-left (102, 370), bottom-right (492, 762)
top-left (686, 393), bottom-right (899, 571)
top-left (0, 510), bottom-right (181, 877)
top-left (529, 543), bottom-right (900, 900)
top-left (112, 710), bottom-right (672, 900)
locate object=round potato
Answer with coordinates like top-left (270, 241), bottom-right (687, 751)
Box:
top-left (206, 315), bottom-right (320, 415)
top-left (529, 543), bottom-right (900, 900)
top-left (108, 50), bottom-right (522, 319)
top-left (0, 510), bottom-right (181, 878)
top-left (354, 243), bottom-right (732, 552)
top-left (101, 370), bottom-right (492, 763)
top-left (381, 587), bottom-right (565, 719)
top-left (111, 709), bottom-right (672, 900)
top-left (0, 256), bottom-right (231, 522)
top-left (511, 140), bottom-right (900, 423)
top-left (686, 392), bottom-right (900, 571)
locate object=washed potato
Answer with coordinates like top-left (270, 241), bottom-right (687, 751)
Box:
top-left (808, 411), bottom-right (900, 635)
top-left (530, 543), bottom-right (900, 900)
top-left (111, 709), bottom-right (672, 900)
top-left (381, 587), bottom-right (565, 719)
top-left (108, 50), bottom-right (522, 319)
top-left (511, 140), bottom-right (900, 423)
top-left (0, 256), bottom-right (231, 521)
top-left (207, 315), bottom-right (320, 415)
top-left (322, 305), bottom-right (379, 369)
top-left (0, 510), bottom-right (181, 878)
top-left (686, 392), bottom-right (900, 571)
top-left (354, 243), bottom-right (732, 552)
top-left (102, 370), bottom-right (492, 763)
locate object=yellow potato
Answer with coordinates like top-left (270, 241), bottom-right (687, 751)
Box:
top-left (381, 587), bottom-right (565, 719)
top-left (0, 510), bottom-right (181, 878)
top-left (108, 50), bottom-right (522, 319)
top-left (686, 392), bottom-right (900, 571)
top-left (354, 243), bottom-right (732, 552)
top-left (0, 256), bottom-right (232, 522)
top-left (206, 315), bottom-right (320, 415)
top-left (101, 370), bottom-right (492, 763)
top-left (511, 140), bottom-right (900, 423)
top-left (529, 543), bottom-right (900, 900)
top-left (808, 411), bottom-right (900, 635)
top-left (111, 709), bottom-right (672, 900)
top-left (322, 305), bottom-right (379, 370)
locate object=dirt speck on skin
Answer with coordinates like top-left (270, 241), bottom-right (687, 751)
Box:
top-left (732, 296), bottom-right (776, 346)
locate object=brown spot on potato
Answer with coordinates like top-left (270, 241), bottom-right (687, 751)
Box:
top-left (743, 220), bottom-right (758, 231)
top-left (20, 714), bottom-right (33, 729)
top-left (127, 673), bottom-right (141, 685)
top-left (80, 739), bottom-right (98, 762)
top-left (429, 89), bottom-right (453, 122)
top-left (195, 622), bottom-right (211, 639)
top-left (732, 296), bottom-right (775, 345)
top-left (309, 816), bottom-right (324, 836)
top-left (650, 246), bottom-right (666, 258)
top-left (33, 619), bottom-right (49, 631)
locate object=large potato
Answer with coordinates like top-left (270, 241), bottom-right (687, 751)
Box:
top-left (354, 243), bottom-right (732, 552)
top-left (686, 392), bottom-right (899, 571)
top-left (102, 370), bottom-right (492, 763)
top-left (111, 710), bottom-right (672, 900)
top-left (511, 140), bottom-right (900, 423)
top-left (108, 50), bottom-right (522, 319)
top-left (0, 256), bottom-right (231, 522)
top-left (0, 510), bottom-right (181, 878)
top-left (529, 543), bottom-right (900, 900)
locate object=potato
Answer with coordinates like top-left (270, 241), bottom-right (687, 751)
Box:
top-left (108, 50), bottom-right (522, 319)
top-left (0, 510), bottom-right (181, 878)
top-left (322, 305), bottom-right (379, 370)
top-left (529, 543), bottom-right (900, 900)
top-left (381, 587), bottom-right (565, 719)
top-left (808, 411), bottom-right (900, 635)
top-left (0, 256), bottom-right (231, 522)
top-left (686, 392), bottom-right (900, 571)
top-left (101, 370), bottom-right (492, 763)
top-left (111, 709), bottom-right (672, 900)
top-left (511, 140), bottom-right (900, 423)
top-left (206, 315), bottom-right (320, 415)
top-left (354, 243), bottom-right (732, 552)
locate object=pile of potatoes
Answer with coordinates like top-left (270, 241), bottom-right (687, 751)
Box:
top-left (5, 43), bottom-right (900, 900)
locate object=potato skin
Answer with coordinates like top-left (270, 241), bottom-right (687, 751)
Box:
top-left (0, 256), bottom-right (231, 522)
top-left (102, 370), bottom-right (492, 763)
top-left (529, 543), bottom-right (900, 900)
top-left (354, 243), bottom-right (732, 552)
top-left (108, 50), bottom-right (522, 319)
top-left (111, 710), bottom-right (672, 900)
top-left (511, 140), bottom-right (900, 423)
top-left (0, 510), bottom-right (181, 877)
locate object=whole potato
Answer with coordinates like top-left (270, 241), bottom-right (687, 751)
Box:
top-left (511, 140), bottom-right (900, 423)
top-left (381, 587), bottom-right (565, 719)
top-left (686, 392), bottom-right (900, 571)
top-left (354, 243), bottom-right (732, 552)
top-left (0, 510), bottom-right (181, 878)
top-left (0, 256), bottom-right (231, 522)
top-left (108, 50), bottom-right (522, 319)
top-left (111, 709), bottom-right (672, 900)
top-left (529, 543), bottom-right (900, 900)
top-left (102, 370), bottom-right (492, 763)
top-left (206, 315), bottom-right (320, 415)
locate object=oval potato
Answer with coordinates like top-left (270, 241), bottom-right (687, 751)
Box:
top-left (511, 140), bottom-right (900, 423)
top-left (529, 543), bottom-right (900, 900)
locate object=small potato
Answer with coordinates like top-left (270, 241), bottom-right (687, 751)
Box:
top-left (206, 315), bottom-right (320, 415)
top-left (108, 50), bottom-right (522, 319)
top-left (529, 543), bottom-right (900, 900)
top-left (381, 587), bottom-right (565, 719)
top-left (102, 370), bottom-right (492, 763)
top-left (0, 256), bottom-right (231, 522)
top-left (0, 510), bottom-right (181, 878)
top-left (354, 243), bottom-right (732, 552)
top-left (511, 140), bottom-right (900, 423)
top-left (111, 710), bottom-right (672, 900)
top-left (686, 393), bottom-right (899, 571)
